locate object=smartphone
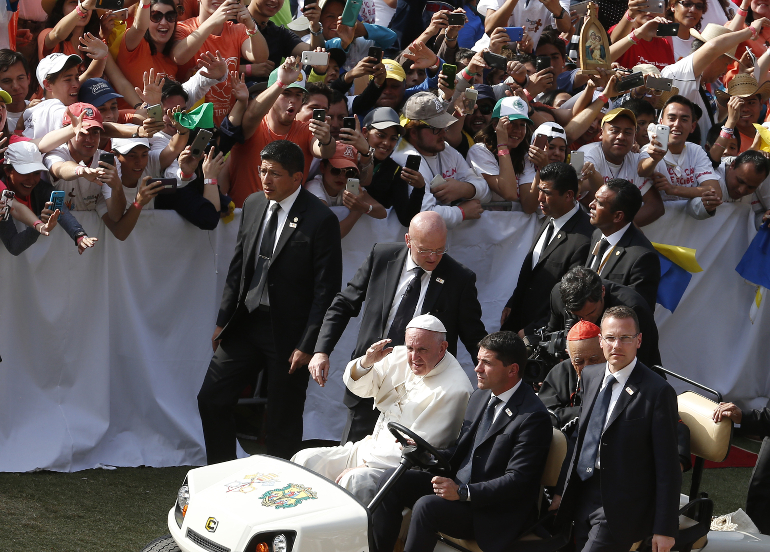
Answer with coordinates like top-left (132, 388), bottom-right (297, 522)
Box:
top-left (111, 7), bottom-right (129, 19)
top-left (313, 109), bottom-right (326, 122)
top-left (301, 50), bottom-right (329, 66)
top-left (465, 88), bottom-right (478, 103)
top-left (368, 46), bottom-right (383, 62)
top-left (95, 0), bottom-right (124, 9)
top-left (535, 55), bottom-right (552, 72)
top-left (341, 0), bottom-right (363, 27)
top-left (190, 129), bottom-right (213, 157)
top-left (646, 75), bottom-right (673, 91)
top-left (616, 72), bottom-right (645, 93)
top-left (345, 178), bottom-right (360, 196)
top-left (405, 154), bottom-right (422, 171)
top-left (655, 124), bottom-right (670, 150)
top-left (50, 190), bottom-right (65, 212)
top-left (146, 103), bottom-right (163, 122)
top-left (572, 0), bottom-right (590, 17)
top-left (646, 0), bottom-right (665, 13)
top-left (0, 189), bottom-right (14, 221)
top-left (569, 150), bottom-right (584, 174)
top-left (343, 116), bottom-right (356, 130)
top-left (150, 177), bottom-right (178, 195)
top-left (447, 12), bottom-right (465, 25)
top-left (504, 27), bottom-right (524, 42)
top-left (656, 22), bottom-right (680, 36)
top-left (483, 51), bottom-right (508, 71)
top-left (441, 63), bottom-right (457, 89)
top-left (533, 134), bottom-right (548, 150)
top-left (99, 152), bottom-right (115, 167)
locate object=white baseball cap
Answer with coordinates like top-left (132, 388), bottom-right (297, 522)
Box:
top-left (36, 53), bottom-right (82, 87)
top-left (111, 137), bottom-right (150, 155)
top-left (4, 141), bottom-right (48, 174)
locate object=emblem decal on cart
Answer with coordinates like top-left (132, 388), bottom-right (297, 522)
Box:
top-left (260, 483), bottom-right (318, 509)
top-left (225, 473), bottom-right (280, 493)
top-left (205, 517), bottom-right (218, 532)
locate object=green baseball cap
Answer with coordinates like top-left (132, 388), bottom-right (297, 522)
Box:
top-left (267, 68), bottom-right (308, 92)
top-left (491, 96), bottom-right (533, 125)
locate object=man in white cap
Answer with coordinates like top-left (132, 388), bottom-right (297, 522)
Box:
top-left (22, 53), bottom-right (82, 139)
top-left (292, 314), bottom-right (473, 504)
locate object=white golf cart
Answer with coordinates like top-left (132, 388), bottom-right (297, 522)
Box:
top-left (142, 370), bottom-right (770, 552)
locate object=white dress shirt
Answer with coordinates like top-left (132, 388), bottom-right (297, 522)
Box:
top-left (490, 379), bottom-right (522, 422)
top-left (384, 254), bottom-right (432, 336)
top-left (596, 357), bottom-right (637, 468)
top-left (596, 222), bottom-right (632, 275)
top-left (531, 203), bottom-right (579, 268)
top-left (258, 186), bottom-right (301, 306)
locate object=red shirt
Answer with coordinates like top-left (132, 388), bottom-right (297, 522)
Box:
top-left (609, 25), bottom-right (675, 71)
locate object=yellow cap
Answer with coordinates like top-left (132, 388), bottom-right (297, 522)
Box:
top-left (382, 59), bottom-right (406, 82)
top-left (601, 107), bottom-right (636, 127)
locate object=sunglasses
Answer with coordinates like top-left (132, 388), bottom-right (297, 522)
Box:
top-left (329, 166), bottom-right (359, 177)
top-left (678, 1), bottom-right (705, 10)
top-left (416, 123), bottom-right (445, 135)
top-left (150, 10), bottom-right (178, 23)
top-left (475, 103), bottom-right (494, 115)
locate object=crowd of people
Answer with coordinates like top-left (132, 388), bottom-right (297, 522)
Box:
top-left (2, 0), bottom-right (770, 549)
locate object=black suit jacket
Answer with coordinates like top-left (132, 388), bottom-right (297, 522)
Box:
top-left (547, 279), bottom-right (662, 368)
top-left (315, 242), bottom-right (487, 361)
top-left (503, 208), bottom-right (594, 334)
top-left (585, 225), bottom-right (661, 311)
top-left (555, 361), bottom-right (681, 542)
top-left (446, 384), bottom-right (553, 552)
top-left (216, 188), bottom-right (343, 360)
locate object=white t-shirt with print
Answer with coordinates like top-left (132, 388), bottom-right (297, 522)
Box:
top-left (306, 174), bottom-right (345, 206)
top-left (579, 141), bottom-right (652, 195)
top-left (473, 0), bottom-right (570, 51)
top-left (661, 55), bottom-right (710, 145)
top-left (43, 146), bottom-right (120, 216)
top-left (466, 142), bottom-right (536, 201)
top-left (22, 98), bottom-right (67, 139)
top-left (670, 36), bottom-right (694, 63)
top-left (639, 143), bottom-right (715, 201)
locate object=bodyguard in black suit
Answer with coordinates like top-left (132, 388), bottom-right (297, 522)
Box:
top-left (547, 266), bottom-right (661, 368)
top-left (371, 332), bottom-right (553, 552)
top-left (309, 211), bottom-right (487, 443)
top-left (501, 162), bottom-right (594, 335)
top-left (586, 179), bottom-right (660, 311)
top-left (552, 306), bottom-right (681, 552)
top-left (197, 140), bottom-right (342, 463)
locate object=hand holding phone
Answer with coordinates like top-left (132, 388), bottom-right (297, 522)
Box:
top-left (504, 27), bottom-right (524, 42)
top-left (406, 155), bottom-right (422, 171)
top-left (483, 51), bottom-right (508, 70)
top-left (654, 124), bottom-right (670, 151)
top-left (346, 178), bottom-right (360, 196)
top-left (313, 109), bottom-right (326, 122)
top-left (447, 12), bottom-right (465, 26)
top-left (441, 63), bottom-right (457, 89)
top-left (301, 50), bottom-right (330, 66)
top-left (343, 116), bottom-right (356, 130)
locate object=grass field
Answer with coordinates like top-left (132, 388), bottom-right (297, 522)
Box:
top-left (0, 438), bottom-right (759, 552)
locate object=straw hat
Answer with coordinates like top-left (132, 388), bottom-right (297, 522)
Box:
top-left (690, 24), bottom-right (739, 61)
top-left (715, 73), bottom-right (770, 104)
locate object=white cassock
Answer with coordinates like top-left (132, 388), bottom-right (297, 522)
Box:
top-left (292, 346), bottom-right (473, 503)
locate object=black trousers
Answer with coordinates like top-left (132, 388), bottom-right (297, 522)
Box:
top-left (371, 468), bottom-right (474, 552)
top-left (747, 436), bottom-right (770, 534)
top-left (573, 475), bottom-right (639, 552)
top-left (197, 309), bottom-right (309, 464)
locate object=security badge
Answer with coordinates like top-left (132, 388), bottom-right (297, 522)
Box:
top-left (436, 278), bottom-right (444, 284)
top-left (289, 217), bottom-right (298, 228)
top-left (505, 408), bottom-right (513, 417)
top-left (626, 387), bottom-right (634, 395)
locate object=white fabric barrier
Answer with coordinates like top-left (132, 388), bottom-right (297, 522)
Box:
top-left (0, 203), bottom-right (766, 472)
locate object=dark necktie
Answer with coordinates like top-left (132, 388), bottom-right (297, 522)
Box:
top-left (542, 219), bottom-right (555, 248)
top-left (245, 203), bottom-right (281, 312)
top-left (590, 238), bottom-right (610, 273)
top-left (576, 373), bottom-right (617, 480)
top-left (456, 396), bottom-right (502, 484)
top-left (386, 267), bottom-right (425, 345)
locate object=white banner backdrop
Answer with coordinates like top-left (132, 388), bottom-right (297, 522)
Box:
top-left (0, 203), bottom-right (766, 472)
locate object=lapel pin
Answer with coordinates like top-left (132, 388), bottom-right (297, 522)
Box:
top-left (625, 387), bottom-right (634, 395)
top-left (557, 233), bottom-right (562, 239)
top-left (505, 408), bottom-right (512, 416)
top-left (293, 217), bottom-right (298, 222)
top-left (436, 278), bottom-right (444, 284)
top-left (615, 250), bottom-right (621, 256)
top-left (289, 222), bottom-right (297, 228)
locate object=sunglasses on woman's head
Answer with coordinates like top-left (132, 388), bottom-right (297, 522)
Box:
top-left (329, 166), bottom-right (359, 178)
top-left (150, 10), bottom-right (178, 23)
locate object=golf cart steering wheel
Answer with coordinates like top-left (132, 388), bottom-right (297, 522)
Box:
top-left (388, 422), bottom-right (451, 472)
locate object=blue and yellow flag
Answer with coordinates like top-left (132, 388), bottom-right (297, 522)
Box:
top-left (736, 222), bottom-right (770, 289)
top-left (652, 243), bottom-right (703, 312)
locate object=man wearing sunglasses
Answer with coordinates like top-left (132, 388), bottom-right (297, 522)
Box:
top-left (306, 142), bottom-right (387, 237)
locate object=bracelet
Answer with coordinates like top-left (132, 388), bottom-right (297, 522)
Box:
top-left (627, 34), bottom-right (637, 45)
top-left (625, 10), bottom-right (634, 21)
top-left (177, 130), bottom-right (189, 136)
top-left (523, 89), bottom-right (534, 103)
top-left (204, 178), bottom-right (218, 186)
top-left (460, 68), bottom-right (476, 82)
top-left (76, 166), bottom-right (84, 177)
top-left (445, 34), bottom-right (457, 42)
top-left (458, 205), bottom-right (466, 221)
top-left (598, 93), bottom-right (609, 104)
top-left (497, 146), bottom-right (510, 156)
top-left (76, 2), bottom-right (87, 17)
top-left (738, 7), bottom-right (749, 16)
top-left (367, 204), bottom-right (373, 214)
top-left (33, 219), bottom-right (43, 229)
top-left (428, 58), bottom-right (441, 71)
top-left (719, 129), bottom-right (734, 139)
top-left (750, 26), bottom-right (759, 40)
top-left (141, 0), bottom-right (150, 8)
top-left (133, 201), bottom-right (143, 210)
top-left (133, 102), bottom-right (143, 109)
top-left (246, 26), bottom-right (259, 37)
top-left (276, 79), bottom-right (288, 88)
top-left (721, 126), bottom-right (735, 136)
top-left (181, 171), bottom-right (194, 180)
top-left (321, 135), bottom-right (332, 146)
top-left (76, 235), bottom-right (87, 245)
top-left (310, 23), bottom-right (324, 36)
top-left (630, 30), bottom-right (640, 43)
top-left (555, 7), bottom-right (567, 19)
top-left (244, 64), bottom-right (252, 76)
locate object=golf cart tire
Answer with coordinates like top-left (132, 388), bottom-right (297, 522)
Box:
top-left (141, 535), bottom-right (180, 552)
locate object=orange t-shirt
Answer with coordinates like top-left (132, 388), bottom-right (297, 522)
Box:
top-left (228, 118), bottom-right (316, 208)
top-left (116, 36), bottom-right (180, 110)
top-left (180, 0), bottom-right (199, 21)
top-left (174, 18), bottom-right (246, 125)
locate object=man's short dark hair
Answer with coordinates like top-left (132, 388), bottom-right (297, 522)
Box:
top-left (512, 53), bottom-right (536, 65)
top-left (604, 178), bottom-right (643, 222)
top-left (733, 149), bottom-right (770, 179)
top-left (560, 266), bottom-right (603, 313)
top-left (478, 331), bottom-right (527, 369)
top-left (539, 162), bottom-right (578, 195)
top-left (330, 88), bottom-right (348, 110)
top-left (161, 78), bottom-right (189, 103)
top-left (663, 94), bottom-right (697, 120)
top-left (304, 82), bottom-right (333, 107)
top-left (456, 48), bottom-right (475, 64)
top-left (621, 98), bottom-right (655, 120)
top-left (260, 140), bottom-right (305, 176)
top-left (536, 28), bottom-right (566, 59)
top-left (0, 49), bottom-right (29, 76)
top-left (601, 305), bottom-right (639, 333)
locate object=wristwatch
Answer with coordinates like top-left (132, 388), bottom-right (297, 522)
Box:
top-left (458, 484), bottom-right (469, 502)
top-left (311, 23), bottom-right (324, 36)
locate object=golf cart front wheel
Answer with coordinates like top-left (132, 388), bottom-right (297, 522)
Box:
top-left (141, 535), bottom-right (180, 552)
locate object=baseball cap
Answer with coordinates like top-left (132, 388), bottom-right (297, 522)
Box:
top-left (328, 48), bottom-right (346, 68)
top-left (287, 15), bottom-right (310, 32)
top-left (473, 84), bottom-right (496, 103)
top-left (4, 141), bottom-right (48, 174)
top-left (62, 102), bottom-right (104, 130)
top-left (79, 78), bottom-right (123, 107)
top-left (403, 92), bottom-right (456, 129)
top-left (363, 107), bottom-right (403, 130)
top-left (491, 96), bottom-right (533, 125)
top-left (36, 53), bottom-right (82, 87)
top-left (602, 107), bottom-right (637, 127)
top-left (328, 142), bottom-right (359, 170)
top-left (0, 88), bottom-right (10, 104)
top-left (111, 137), bottom-right (150, 155)
top-left (532, 121), bottom-right (567, 141)
top-left (267, 67), bottom-right (307, 92)
top-left (382, 59), bottom-right (406, 82)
